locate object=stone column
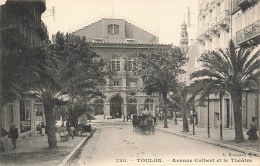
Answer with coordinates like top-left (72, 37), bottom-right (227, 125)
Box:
top-left (104, 103), bottom-right (110, 117)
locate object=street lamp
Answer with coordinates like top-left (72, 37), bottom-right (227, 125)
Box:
top-left (207, 93), bottom-right (210, 138)
top-left (219, 91), bottom-right (223, 140)
top-left (192, 98), bottom-right (195, 135)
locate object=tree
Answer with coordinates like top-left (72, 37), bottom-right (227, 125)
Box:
top-left (0, 28), bottom-right (36, 106)
top-left (189, 79), bottom-right (224, 139)
top-left (169, 84), bottom-right (190, 132)
top-left (134, 47), bottom-right (188, 128)
top-left (16, 32), bottom-right (107, 148)
top-left (190, 40), bottom-right (260, 142)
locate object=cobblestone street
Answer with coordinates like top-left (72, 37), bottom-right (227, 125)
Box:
top-left (69, 118), bottom-right (260, 166)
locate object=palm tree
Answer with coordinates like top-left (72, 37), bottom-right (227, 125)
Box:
top-left (169, 84), bottom-right (191, 132)
top-left (189, 79), bottom-right (225, 139)
top-left (135, 47), bottom-right (188, 128)
top-left (190, 40), bottom-right (260, 142)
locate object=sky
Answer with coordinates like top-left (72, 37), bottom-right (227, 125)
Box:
top-left (42, 0), bottom-right (198, 45)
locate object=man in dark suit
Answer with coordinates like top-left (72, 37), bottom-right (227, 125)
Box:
top-left (9, 123), bottom-right (18, 149)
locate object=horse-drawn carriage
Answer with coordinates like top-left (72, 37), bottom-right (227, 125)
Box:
top-left (132, 114), bottom-right (155, 134)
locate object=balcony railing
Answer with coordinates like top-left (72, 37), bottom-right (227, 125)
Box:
top-left (232, 0), bottom-right (241, 12)
top-left (236, 20), bottom-right (260, 44)
top-left (233, 0), bottom-right (259, 12)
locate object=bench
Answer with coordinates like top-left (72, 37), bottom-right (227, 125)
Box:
top-left (59, 131), bottom-right (70, 141)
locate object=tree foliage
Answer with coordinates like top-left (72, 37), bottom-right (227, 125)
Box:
top-left (190, 40), bottom-right (260, 142)
top-left (2, 31), bottom-right (107, 148)
top-left (134, 46), bottom-right (188, 128)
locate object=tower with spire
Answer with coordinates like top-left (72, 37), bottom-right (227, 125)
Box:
top-left (180, 19), bottom-right (189, 54)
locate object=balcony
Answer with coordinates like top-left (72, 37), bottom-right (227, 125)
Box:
top-left (236, 20), bottom-right (260, 45)
top-left (232, 0), bottom-right (241, 12)
top-left (217, 10), bottom-right (230, 30)
top-left (106, 86), bottom-right (125, 92)
top-left (196, 28), bottom-right (204, 43)
top-left (209, 17), bottom-right (217, 29)
top-left (209, 17), bottom-right (221, 36)
top-left (238, 0), bottom-right (259, 11)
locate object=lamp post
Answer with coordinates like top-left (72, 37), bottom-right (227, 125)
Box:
top-left (219, 92), bottom-right (223, 140)
top-left (192, 99), bottom-right (195, 135)
top-left (207, 93), bottom-right (210, 138)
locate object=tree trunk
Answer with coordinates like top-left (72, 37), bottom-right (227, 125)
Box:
top-left (162, 92), bottom-right (168, 128)
top-left (182, 110), bottom-right (189, 132)
top-left (44, 104), bottom-right (57, 148)
top-left (231, 92), bottom-right (245, 142)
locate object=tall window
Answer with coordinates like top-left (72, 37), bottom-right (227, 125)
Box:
top-left (144, 98), bottom-right (154, 111)
top-left (114, 24), bottom-right (119, 34)
top-left (114, 80), bottom-right (120, 86)
top-left (111, 60), bottom-right (120, 71)
top-left (108, 24), bottom-right (113, 35)
top-left (108, 24), bottom-right (120, 35)
top-left (112, 61), bottom-right (116, 71)
top-left (116, 61), bottom-right (120, 71)
top-left (20, 100), bottom-right (31, 133)
top-left (128, 60), bottom-right (133, 71)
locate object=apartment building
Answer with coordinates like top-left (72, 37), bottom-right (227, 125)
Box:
top-left (195, 0), bottom-right (259, 130)
top-left (0, 0), bottom-right (48, 136)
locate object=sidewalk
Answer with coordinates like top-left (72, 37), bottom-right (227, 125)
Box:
top-left (156, 120), bottom-right (260, 156)
top-left (0, 132), bottom-right (90, 166)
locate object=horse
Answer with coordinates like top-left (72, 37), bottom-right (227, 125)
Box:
top-left (132, 115), bottom-right (139, 131)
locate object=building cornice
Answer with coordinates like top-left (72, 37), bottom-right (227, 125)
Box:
top-left (90, 42), bottom-right (171, 49)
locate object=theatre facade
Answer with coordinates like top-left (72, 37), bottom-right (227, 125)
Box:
top-left (73, 18), bottom-right (170, 118)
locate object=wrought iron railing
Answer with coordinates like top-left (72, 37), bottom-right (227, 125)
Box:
top-left (236, 20), bottom-right (260, 44)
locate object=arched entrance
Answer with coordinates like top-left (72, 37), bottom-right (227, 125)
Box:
top-left (110, 96), bottom-right (123, 118)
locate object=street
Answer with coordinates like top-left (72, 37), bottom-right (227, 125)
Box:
top-left (69, 117), bottom-right (260, 166)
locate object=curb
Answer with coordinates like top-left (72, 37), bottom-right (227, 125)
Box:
top-left (58, 128), bottom-right (96, 166)
top-left (157, 128), bottom-right (260, 157)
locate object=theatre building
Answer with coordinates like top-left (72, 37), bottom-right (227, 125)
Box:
top-left (73, 18), bottom-right (170, 118)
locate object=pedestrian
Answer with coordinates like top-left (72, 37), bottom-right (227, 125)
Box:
top-left (8, 123), bottom-right (18, 149)
top-left (247, 117), bottom-right (258, 141)
top-left (41, 123), bottom-right (46, 136)
top-left (153, 115), bottom-right (157, 126)
top-left (70, 125), bottom-right (76, 139)
top-left (159, 112), bottom-right (162, 121)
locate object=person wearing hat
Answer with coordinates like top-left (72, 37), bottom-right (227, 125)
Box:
top-left (8, 123), bottom-right (18, 149)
